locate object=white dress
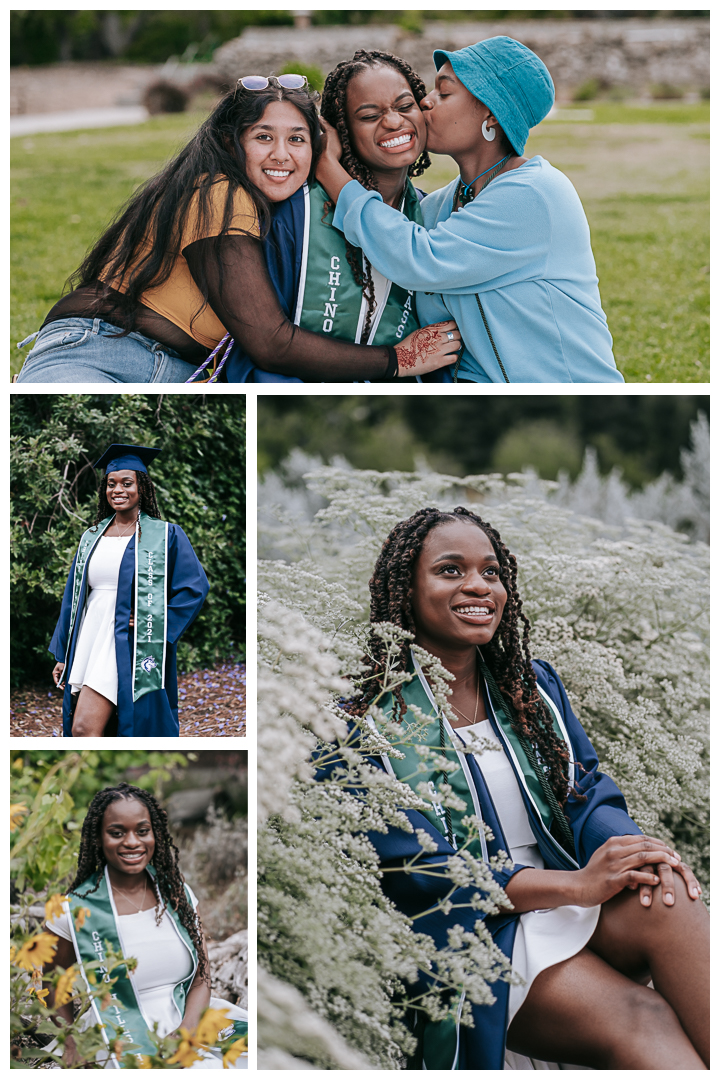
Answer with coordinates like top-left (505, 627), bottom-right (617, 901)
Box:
top-left (68, 534), bottom-right (132, 703)
top-left (461, 720), bottom-right (601, 1068)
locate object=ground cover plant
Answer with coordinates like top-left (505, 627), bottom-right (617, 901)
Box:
top-left (11, 102), bottom-right (708, 382)
top-left (257, 464), bottom-right (709, 1066)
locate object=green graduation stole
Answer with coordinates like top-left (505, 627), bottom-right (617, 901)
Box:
top-left (294, 180), bottom-right (423, 345)
top-left (377, 654), bottom-right (577, 1069)
top-left (377, 670), bottom-right (485, 858)
top-left (378, 652), bottom-right (576, 861)
top-left (66, 866), bottom-right (197, 1066)
top-left (64, 513), bottom-right (168, 703)
top-left (130, 514), bottom-right (168, 702)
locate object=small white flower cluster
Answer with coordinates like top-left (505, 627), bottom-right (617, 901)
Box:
top-left (258, 455), bottom-right (708, 1067)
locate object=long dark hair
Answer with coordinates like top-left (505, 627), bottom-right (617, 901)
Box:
top-left (91, 469), bottom-right (160, 540)
top-left (69, 84), bottom-right (323, 333)
top-left (350, 506), bottom-right (572, 808)
top-left (71, 783), bottom-right (209, 985)
top-left (321, 51), bottom-right (431, 344)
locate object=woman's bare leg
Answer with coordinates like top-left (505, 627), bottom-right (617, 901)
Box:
top-left (588, 872), bottom-right (710, 1066)
top-left (72, 686), bottom-right (114, 737)
top-left (507, 945), bottom-right (705, 1069)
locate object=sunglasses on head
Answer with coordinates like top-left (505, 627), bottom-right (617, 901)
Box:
top-left (237, 74), bottom-right (308, 91)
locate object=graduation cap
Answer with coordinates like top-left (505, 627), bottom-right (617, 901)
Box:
top-left (93, 444), bottom-right (161, 475)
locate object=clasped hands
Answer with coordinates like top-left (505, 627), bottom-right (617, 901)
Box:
top-left (577, 834), bottom-right (702, 909)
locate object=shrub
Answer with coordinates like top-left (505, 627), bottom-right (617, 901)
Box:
top-left (143, 80), bottom-right (189, 115)
top-left (651, 82), bottom-right (684, 100)
top-left (573, 78), bottom-right (601, 102)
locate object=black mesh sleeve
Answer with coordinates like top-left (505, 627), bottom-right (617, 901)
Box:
top-left (183, 234), bottom-right (395, 381)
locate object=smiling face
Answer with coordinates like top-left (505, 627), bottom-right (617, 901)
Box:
top-left (409, 519), bottom-right (507, 654)
top-left (420, 61), bottom-right (489, 157)
top-left (344, 63), bottom-right (427, 176)
top-left (106, 470), bottom-right (140, 515)
top-left (101, 797), bottom-right (155, 877)
top-left (241, 99), bottom-right (313, 202)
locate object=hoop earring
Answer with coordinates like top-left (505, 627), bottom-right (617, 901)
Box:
top-left (482, 120), bottom-right (496, 142)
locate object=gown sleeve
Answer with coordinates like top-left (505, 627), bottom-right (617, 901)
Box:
top-left (533, 659), bottom-right (643, 867)
top-left (182, 235), bottom-right (396, 380)
top-left (48, 553), bottom-right (78, 661)
top-left (165, 525), bottom-right (210, 646)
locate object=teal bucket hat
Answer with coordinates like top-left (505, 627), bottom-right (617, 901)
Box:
top-left (433, 35), bottom-right (555, 155)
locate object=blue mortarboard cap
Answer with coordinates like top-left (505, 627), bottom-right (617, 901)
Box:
top-left (93, 444), bottom-right (160, 475)
top-left (433, 36), bottom-right (554, 156)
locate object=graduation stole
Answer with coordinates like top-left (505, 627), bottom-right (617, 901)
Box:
top-left (294, 180), bottom-right (423, 345)
top-left (377, 669), bottom-right (484, 858)
top-left (64, 513), bottom-right (168, 702)
top-left (66, 866), bottom-right (197, 1067)
top-left (378, 652), bottom-right (572, 858)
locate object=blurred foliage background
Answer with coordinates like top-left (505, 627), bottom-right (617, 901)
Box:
top-left (11, 394), bottom-right (245, 687)
top-left (11, 10), bottom-right (708, 66)
top-left (257, 394), bottom-right (709, 487)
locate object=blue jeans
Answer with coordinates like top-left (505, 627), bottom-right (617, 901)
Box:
top-left (16, 318), bottom-right (199, 383)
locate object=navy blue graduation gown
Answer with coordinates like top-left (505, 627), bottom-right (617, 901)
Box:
top-left (344, 660), bottom-right (643, 1069)
top-left (224, 184), bottom-right (451, 384)
top-left (49, 523), bottom-right (209, 737)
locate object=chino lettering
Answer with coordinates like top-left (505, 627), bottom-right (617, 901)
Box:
top-left (298, 181), bottom-right (423, 347)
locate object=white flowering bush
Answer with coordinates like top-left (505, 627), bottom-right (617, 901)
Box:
top-left (258, 463), bottom-right (709, 1068)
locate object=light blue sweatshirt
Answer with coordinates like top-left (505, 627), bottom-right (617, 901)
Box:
top-left (332, 157), bottom-right (623, 383)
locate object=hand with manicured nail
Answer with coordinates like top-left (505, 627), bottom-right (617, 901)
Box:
top-left (632, 848), bottom-right (702, 909)
top-left (573, 834), bottom-right (694, 908)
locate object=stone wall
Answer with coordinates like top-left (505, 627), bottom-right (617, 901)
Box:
top-left (213, 18), bottom-right (709, 97)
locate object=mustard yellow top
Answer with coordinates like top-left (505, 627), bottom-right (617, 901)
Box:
top-left (102, 177), bottom-right (260, 350)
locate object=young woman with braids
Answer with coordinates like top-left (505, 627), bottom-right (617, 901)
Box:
top-left (318, 37), bottom-right (623, 383)
top-left (225, 53), bottom-right (462, 382)
top-left (50, 444), bottom-right (208, 738)
top-left (349, 508), bottom-right (708, 1069)
top-left (17, 77), bottom-right (456, 384)
top-left (44, 783), bottom-right (247, 1068)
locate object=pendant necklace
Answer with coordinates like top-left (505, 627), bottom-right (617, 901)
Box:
top-left (114, 513), bottom-right (139, 538)
top-left (112, 873), bottom-right (148, 912)
top-left (450, 671), bottom-right (481, 726)
top-left (454, 153), bottom-right (512, 211)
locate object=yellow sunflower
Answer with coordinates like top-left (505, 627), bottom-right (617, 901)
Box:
top-left (222, 1036), bottom-right (248, 1068)
top-left (44, 894), bottom-right (68, 923)
top-left (13, 932), bottom-right (58, 972)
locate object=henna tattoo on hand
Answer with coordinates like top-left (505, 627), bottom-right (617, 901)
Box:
top-left (396, 326), bottom-right (450, 370)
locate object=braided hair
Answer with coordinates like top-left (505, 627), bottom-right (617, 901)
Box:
top-left (70, 783), bottom-right (209, 985)
top-left (92, 469), bottom-right (160, 540)
top-left (321, 51), bottom-right (432, 344)
top-left (352, 506), bottom-right (572, 807)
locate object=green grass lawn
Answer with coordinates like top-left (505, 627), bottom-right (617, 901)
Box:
top-left (11, 102), bottom-right (709, 381)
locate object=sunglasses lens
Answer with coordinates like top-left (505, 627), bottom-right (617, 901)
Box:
top-left (240, 76), bottom-right (269, 90)
top-left (277, 74), bottom-right (306, 89)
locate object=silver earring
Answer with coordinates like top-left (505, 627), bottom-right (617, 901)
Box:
top-left (482, 120), bottom-right (496, 142)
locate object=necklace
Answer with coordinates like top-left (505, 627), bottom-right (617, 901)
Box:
top-left (450, 670), bottom-right (480, 727)
top-left (454, 153), bottom-right (512, 211)
top-left (111, 873), bottom-right (148, 912)
top-left (113, 513), bottom-right (139, 538)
